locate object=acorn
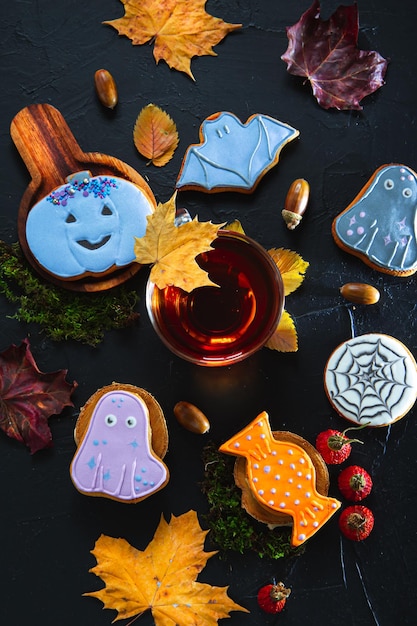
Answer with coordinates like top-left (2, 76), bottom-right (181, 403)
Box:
top-left (94, 69), bottom-right (118, 109)
top-left (340, 282), bottom-right (380, 305)
top-left (173, 401), bottom-right (210, 434)
top-left (282, 178), bottom-right (310, 230)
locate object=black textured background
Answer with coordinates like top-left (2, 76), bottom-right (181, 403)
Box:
top-left (0, 1), bottom-right (416, 624)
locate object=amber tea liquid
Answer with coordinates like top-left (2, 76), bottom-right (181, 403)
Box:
top-left (147, 231), bottom-right (284, 366)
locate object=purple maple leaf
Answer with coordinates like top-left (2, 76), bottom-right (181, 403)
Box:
top-left (281, 0), bottom-right (389, 110)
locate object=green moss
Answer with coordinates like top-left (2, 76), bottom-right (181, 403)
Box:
top-left (201, 443), bottom-right (304, 560)
top-left (0, 241), bottom-right (140, 346)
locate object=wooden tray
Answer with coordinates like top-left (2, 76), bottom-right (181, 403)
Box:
top-left (11, 103), bottom-right (156, 292)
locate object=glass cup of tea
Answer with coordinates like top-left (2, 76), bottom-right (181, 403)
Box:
top-left (146, 229), bottom-right (285, 367)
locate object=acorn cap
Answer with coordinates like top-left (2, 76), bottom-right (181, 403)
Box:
top-left (233, 431), bottom-right (330, 527)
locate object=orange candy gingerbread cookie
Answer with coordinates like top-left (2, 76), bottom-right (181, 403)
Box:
top-left (219, 413), bottom-right (341, 546)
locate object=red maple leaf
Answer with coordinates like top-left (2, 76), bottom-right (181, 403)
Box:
top-left (281, 0), bottom-right (389, 110)
top-left (0, 339), bottom-right (77, 453)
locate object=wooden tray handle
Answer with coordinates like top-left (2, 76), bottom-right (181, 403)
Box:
top-left (11, 103), bottom-right (86, 196)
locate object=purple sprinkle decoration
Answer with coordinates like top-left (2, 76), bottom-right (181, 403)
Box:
top-left (46, 176), bottom-right (118, 206)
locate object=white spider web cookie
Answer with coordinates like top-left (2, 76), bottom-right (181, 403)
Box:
top-left (324, 333), bottom-right (417, 427)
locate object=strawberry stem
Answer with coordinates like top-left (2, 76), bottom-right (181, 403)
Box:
top-left (347, 512), bottom-right (366, 530)
top-left (349, 473), bottom-right (366, 491)
top-left (270, 582), bottom-right (291, 602)
top-left (342, 422), bottom-right (370, 436)
top-left (328, 422), bottom-right (370, 451)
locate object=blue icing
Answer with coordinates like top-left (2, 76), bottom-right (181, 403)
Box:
top-left (93, 440), bottom-right (99, 446)
top-left (26, 174), bottom-right (153, 278)
top-left (176, 112), bottom-right (299, 192)
top-left (87, 456), bottom-right (96, 469)
top-left (134, 475), bottom-right (142, 482)
top-left (103, 470), bottom-right (111, 481)
top-left (334, 165), bottom-right (417, 273)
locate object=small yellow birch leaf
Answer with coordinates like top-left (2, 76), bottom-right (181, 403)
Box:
top-left (104, 0), bottom-right (241, 81)
top-left (268, 247), bottom-right (309, 296)
top-left (84, 510), bottom-right (248, 625)
top-left (133, 103), bottom-right (179, 167)
top-left (134, 193), bottom-right (223, 291)
top-left (265, 309), bottom-right (298, 352)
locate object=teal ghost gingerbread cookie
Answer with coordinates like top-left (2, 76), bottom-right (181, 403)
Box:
top-left (25, 171), bottom-right (154, 280)
top-left (176, 112), bottom-right (299, 193)
top-left (332, 164), bottom-right (417, 276)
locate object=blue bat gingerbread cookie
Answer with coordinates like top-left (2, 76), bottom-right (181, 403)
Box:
top-left (332, 164), bottom-right (417, 276)
top-left (176, 112), bottom-right (299, 193)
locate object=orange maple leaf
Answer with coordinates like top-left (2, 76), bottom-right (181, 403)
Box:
top-left (85, 510), bottom-right (248, 624)
top-left (133, 104), bottom-right (179, 167)
top-left (104, 0), bottom-right (242, 80)
top-left (134, 193), bottom-right (223, 292)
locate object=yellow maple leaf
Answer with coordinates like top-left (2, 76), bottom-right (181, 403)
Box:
top-left (224, 220), bottom-right (245, 234)
top-left (104, 0), bottom-right (241, 80)
top-left (217, 230), bottom-right (308, 353)
top-left (264, 248), bottom-right (309, 352)
top-left (267, 247), bottom-right (309, 296)
top-left (134, 193), bottom-right (223, 291)
top-left (133, 103), bottom-right (179, 167)
top-left (85, 510), bottom-right (248, 625)
top-left (265, 309), bottom-right (298, 352)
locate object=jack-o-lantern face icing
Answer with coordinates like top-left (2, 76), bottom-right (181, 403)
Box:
top-left (70, 390), bottom-right (169, 502)
top-left (25, 173), bottom-right (153, 279)
top-left (332, 164), bottom-right (417, 276)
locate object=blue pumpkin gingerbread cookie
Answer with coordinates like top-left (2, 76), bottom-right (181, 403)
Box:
top-left (25, 171), bottom-right (154, 280)
top-left (332, 164), bottom-right (417, 276)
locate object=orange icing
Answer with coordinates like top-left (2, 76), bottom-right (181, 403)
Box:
top-left (219, 412), bottom-right (341, 546)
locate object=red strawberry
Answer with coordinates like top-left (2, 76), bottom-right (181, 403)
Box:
top-left (339, 505), bottom-right (374, 541)
top-left (315, 425), bottom-right (366, 464)
top-left (338, 465), bottom-right (373, 501)
top-left (257, 581), bottom-right (291, 614)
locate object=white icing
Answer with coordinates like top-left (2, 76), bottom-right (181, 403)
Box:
top-left (325, 333), bottom-right (417, 426)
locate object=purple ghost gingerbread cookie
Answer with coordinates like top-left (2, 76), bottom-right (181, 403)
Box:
top-left (70, 390), bottom-right (169, 502)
